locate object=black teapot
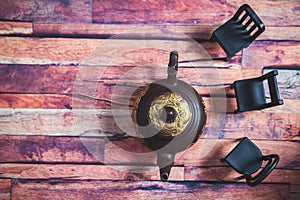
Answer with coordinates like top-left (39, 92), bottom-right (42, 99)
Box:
top-left (132, 51), bottom-right (206, 181)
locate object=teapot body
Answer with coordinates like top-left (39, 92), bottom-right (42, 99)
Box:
top-left (132, 51), bottom-right (206, 181)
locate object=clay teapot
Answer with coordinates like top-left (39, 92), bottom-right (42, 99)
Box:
top-left (132, 51), bottom-right (206, 181)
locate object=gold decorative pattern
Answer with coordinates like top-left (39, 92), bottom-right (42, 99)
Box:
top-left (148, 92), bottom-right (192, 137)
top-left (132, 85), bottom-right (150, 124)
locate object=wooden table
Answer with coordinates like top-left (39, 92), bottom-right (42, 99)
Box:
top-left (0, 1), bottom-right (299, 199)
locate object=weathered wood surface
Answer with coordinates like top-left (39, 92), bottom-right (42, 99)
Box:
top-left (184, 167), bottom-right (300, 184)
top-left (93, 0), bottom-right (300, 26)
top-left (104, 138), bottom-right (300, 169)
top-left (4, 21), bottom-right (300, 41)
top-left (11, 179), bottom-right (291, 200)
top-left (0, 164), bottom-right (184, 181)
top-left (0, 0), bottom-right (92, 23)
top-left (1, 136), bottom-right (299, 169)
top-left (0, 135), bottom-right (105, 163)
top-left (0, 179), bottom-right (10, 200)
top-left (0, 37), bottom-right (229, 65)
top-left (1, 163), bottom-right (299, 184)
top-left (32, 23), bottom-right (300, 40)
top-left (0, 22), bottom-right (32, 35)
top-left (0, 93), bottom-right (299, 114)
top-left (0, 109), bottom-right (299, 140)
top-left (243, 41), bottom-right (300, 68)
top-left (0, 64), bottom-right (298, 100)
top-left (0, 1), bottom-right (299, 199)
top-left (0, 0), bottom-right (299, 26)
top-left (0, 21), bottom-right (297, 40)
top-left (1, 37), bottom-right (299, 69)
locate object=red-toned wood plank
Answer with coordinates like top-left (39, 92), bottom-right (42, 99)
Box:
top-left (1, 137), bottom-right (298, 167)
top-left (291, 185), bottom-right (300, 200)
top-left (0, 65), bottom-right (297, 100)
top-left (0, 179), bottom-right (10, 200)
top-left (242, 41), bottom-right (300, 68)
top-left (0, 93), bottom-right (299, 113)
top-left (0, 108), bottom-right (299, 140)
top-left (0, 94), bottom-right (77, 109)
top-left (33, 23), bottom-right (300, 41)
top-left (222, 113), bottom-right (300, 140)
top-left (185, 167), bottom-right (300, 184)
top-left (0, 37), bottom-right (230, 65)
top-left (11, 179), bottom-right (291, 199)
top-left (0, 135), bottom-right (104, 163)
top-left (93, 0), bottom-right (300, 26)
top-left (104, 138), bottom-right (300, 169)
top-left (0, 0), bottom-right (92, 23)
top-left (178, 139), bottom-right (300, 169)
top-left (0, 21), bottom-right (32, 35)
top-left (0, 65), bottom-right (254, 95)
top-left (0, 164), bottom-right (184, 181)
top-left (1, 164), bottom-right (298, 184)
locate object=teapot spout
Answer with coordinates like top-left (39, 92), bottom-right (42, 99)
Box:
top-left (157, 152), bottom-right (175, 182)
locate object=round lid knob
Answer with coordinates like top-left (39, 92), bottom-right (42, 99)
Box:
top-left (161, 106), bottom-right (178, 124)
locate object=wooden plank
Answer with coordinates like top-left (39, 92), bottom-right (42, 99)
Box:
top-left (0, 37), bottom-right (233, 65)
top-left (11, 179), bottom-right (291, 199)
top-left (291, 185), bottom-right (300, 200)
top-left (0, 64), bottom-right (298, 99)
top-left (0, 94), bottom-right (78, 109)
top-left (105, 138), bottom-right (300, 169)
top-left (242, 41), bottom-right (300, 68)
top-left (0, 164), bottom-right (184, 181)
top-left (1, 38), bottom-right (298, 68)
top-left (0, 179), bottom-right (10, 200)
top-left (0, 93), bottom-right (299, 113)
top-left (263, 68), bottom-right (300, 100)
top-left (0, 108), bottom-right (299, 140)
top-left (185, 167), bottom-right (300, 184)
top-left (222, 112), bottom-right (300, 140)
top-left (0, 135), bottom-right (105, 163)
top-left (93, 0), bottom-right (300, 26)
top-left (0, 163), bottom-right (298, 184)
top-left (0, 21), bottom-right (32, 35)
top-left (33, 23), bottom-right (300, 40)
top-left (0, 0), bottom-right (92, 23)
top-left (1, 136), bottom-right (298, 167)
top-left (177, 139), bottom-right (300, 169)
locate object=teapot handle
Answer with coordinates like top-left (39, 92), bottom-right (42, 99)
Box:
top-left (167, 51), bottom-right (178, 85)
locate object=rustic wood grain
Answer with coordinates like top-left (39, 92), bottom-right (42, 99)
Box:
top-left (184, 167), bottom-right (300, 184)
top-left (243, 41), bottom-right (300, 68)
top-left (0, 108), bottom-right (299, 140)
top-left (222, 113), bottom-right (300, 140)
top-left (33, 23), bottom-right (300, 40)
top-left (0, 22), bottom-right (32, 35)
top-left (11, 179), bottom-right (291, 200)
top-left (104, 138), bottom-right (300, 169)
top-left (178, 139), bottom-right (300, 169)
top-left (0, 135), bottom-right (105, 163)
top-left (0, 179), bottom-right (10, 200)
top-left (0, 0), bottom-right (92, 23)
top-left (0, 94), bottom-right (76, 109)
top-left (1, 136), bottom-right (298, 168)
top-left (291, 185), bottom-right (300, 200)
top-left (0, 64), bottom-right (298, 99)
top-left (1, 38), bottom-right (299, 68)
top-left (0, 93), bottom-right (299, 113)
top-left (1, 163), bottom-right (298, 184)
top-left (93, 0), bottom-right (300, 26)
top-left (263, 67), bottom-right (300, 100)
top-left (0, 37), bottom-right (229, 65)
top-left (0, 164), bottom-right (184, 181)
